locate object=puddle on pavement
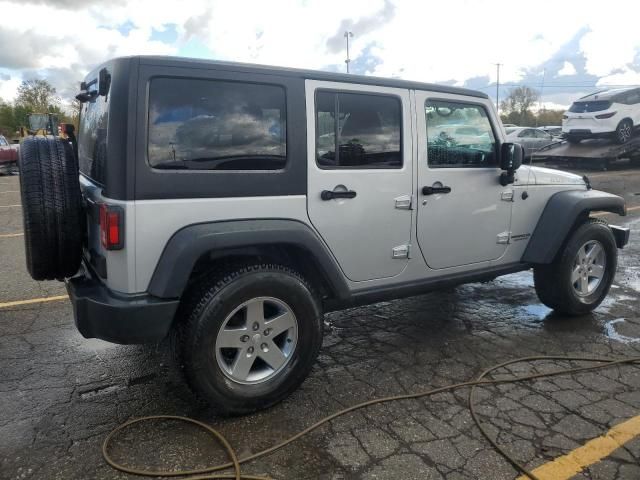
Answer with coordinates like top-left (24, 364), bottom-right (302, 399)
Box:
top-left (604, 318), bottom-right (640, 344)
top-left (521, 304), bottom-right (552, 320)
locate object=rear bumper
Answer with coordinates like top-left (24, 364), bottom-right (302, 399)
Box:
top-left (66, 268), bottom-right (179, 345)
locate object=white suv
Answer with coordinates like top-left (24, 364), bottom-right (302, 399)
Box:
top-left (18, 56), bottom-right (630, 414)
top-left (563, 87), bottom-right (640, 144)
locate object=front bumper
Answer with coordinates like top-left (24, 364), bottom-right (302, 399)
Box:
top-left (66, 269), bottom-right (179, 345)
top-left (610, 225), bottom-right (630, 249)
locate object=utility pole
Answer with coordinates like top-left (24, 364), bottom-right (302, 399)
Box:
top-left (536, 67), bottom-right (546, 127)
top-left (494, 63), bottom-right (502, 113)
top-left (344, 31), bottom-right (353, 73)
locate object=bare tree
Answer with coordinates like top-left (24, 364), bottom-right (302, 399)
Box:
top-left (500, 86), bottom-right (539, 126)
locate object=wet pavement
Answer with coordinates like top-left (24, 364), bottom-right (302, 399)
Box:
top-left (1, 164), bottom-right (640, 480)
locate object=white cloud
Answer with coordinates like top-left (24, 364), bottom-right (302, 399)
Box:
top-left (0, 0), bottom-right (639, 103)
top-left (558, 62), bottom-right (577, 76)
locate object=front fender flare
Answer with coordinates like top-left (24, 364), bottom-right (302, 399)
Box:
top-left (147, 219), bottom-right (350, 300)
top-left (522, 189), bottom-right (626, 264)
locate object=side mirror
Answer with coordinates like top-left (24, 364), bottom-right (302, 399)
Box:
top-left (499, 142), bottom-right (524, 186)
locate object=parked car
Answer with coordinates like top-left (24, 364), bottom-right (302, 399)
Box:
top-left (562, 87), bottom-right (640, 144)
top-left (540, 125), bottom-right (563, 138)
top-left (504, 127), bottom-right (555, 159)
top-left (503, 123), bottom-right (518, 128)
top-left (18, 56), bottom-right (629, 415)
top-left (0, 135), bottom-right (19, 174)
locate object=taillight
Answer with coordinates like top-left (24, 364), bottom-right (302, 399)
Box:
top-left (99, 204), bottom-right (124, 250)
top-left (595, 111), bottom-right (616, 119)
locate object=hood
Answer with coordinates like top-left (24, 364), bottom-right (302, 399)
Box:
top-left (516, 165), bottom-right (587, 187)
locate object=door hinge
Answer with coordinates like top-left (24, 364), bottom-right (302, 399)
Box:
top-left (501, 190), bottom-right (514, 202)
top-left (394, 194), bottom-right (413, 210)
top-left (496, 231), bottom-right (511, 244)
top-left (392, 244), bottom-right (411, 259)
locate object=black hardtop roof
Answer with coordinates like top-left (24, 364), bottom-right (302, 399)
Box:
top-left (116, 55), bottom-right (488, 99)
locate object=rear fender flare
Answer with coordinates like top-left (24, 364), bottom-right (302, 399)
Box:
top-left (147, 219), bottom-right (350, 300)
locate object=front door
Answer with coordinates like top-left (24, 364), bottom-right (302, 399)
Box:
top-left (306, 81), bottom-right (413, 282)
top-left (415, 93), bottom-right (513, 270)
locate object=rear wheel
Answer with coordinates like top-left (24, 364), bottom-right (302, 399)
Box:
top-left (615, 119), bottom-right (633, 144)
top-left (177, 264), bottom-right (323, 415)
top-left (19, 136), bottom-right (83, 280)
top-left (566, 135), bottom-right (581, 144)
top-left (533, 219), bottom-right (617, 315)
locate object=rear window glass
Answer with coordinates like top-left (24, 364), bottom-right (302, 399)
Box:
top-left (78, 95), bottom-right (109, 184)
top-left (315, 91), bottom-right (402, 169)
top-left (568, 101), bottom-right (611, 113)
top-left (148, 78), bottom-right (287, 171)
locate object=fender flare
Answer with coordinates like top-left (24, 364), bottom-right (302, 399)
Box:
top-left (522, 189), bottom-right (626, 264)
top-left (147, 219), bottom-right (350, 300)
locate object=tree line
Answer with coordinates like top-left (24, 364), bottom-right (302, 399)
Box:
top-left (0, 79), bottom-right (79, 139)
top-left (499, 86), bottom-right (565, 127)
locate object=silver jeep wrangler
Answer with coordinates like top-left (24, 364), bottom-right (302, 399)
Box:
top-left (19, 56), bottom-right (630, 414)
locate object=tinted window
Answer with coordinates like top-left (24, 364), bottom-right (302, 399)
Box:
top-left (568, 101), bottom-right (611, 113)
top-left (148, 78), bottom-right (286, 171)
top-left (78, 94), bottom-right (109, 184)
top-left (425, 100), bottom-right (497, 168)
top-left (316, 91), bottom-right (402, 168)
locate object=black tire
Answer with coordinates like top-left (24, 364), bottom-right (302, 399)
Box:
top-left (566, 135), bottom-right (581, 144)
top-left (19, 136), bottom-right (83, 280)
top-left (177, 264), bottom-right (323, 415)
top-left (615, 119), bottom-right (633, 144)
top-left (533, 219), bottom-right (617, 316)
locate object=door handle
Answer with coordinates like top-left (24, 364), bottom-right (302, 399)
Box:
top-left (321, 189), bottom-right (357, 200)
top-left (422, 185), bottom-right (451, 195)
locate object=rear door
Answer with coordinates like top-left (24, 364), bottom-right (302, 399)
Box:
top-left (306, 80), bottom-right (413, 282)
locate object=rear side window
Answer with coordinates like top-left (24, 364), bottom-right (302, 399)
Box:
top-left (315, 91), bottom-right (402, 169)
top-left (148, 78), bottom-right (286, 171)
top-left (78, 95), bottom-right (109, 184)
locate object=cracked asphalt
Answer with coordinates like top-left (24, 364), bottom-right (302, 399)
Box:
top-left (1, 162), bottom-right (640, 480)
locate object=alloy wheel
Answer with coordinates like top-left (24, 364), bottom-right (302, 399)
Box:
top-left (215, 297), bottom-right (298, 384)
top-left (571, 240), bottom-right (607, 297)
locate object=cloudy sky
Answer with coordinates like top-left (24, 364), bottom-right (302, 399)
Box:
top-left (1, 0), bottom-right (639, 110)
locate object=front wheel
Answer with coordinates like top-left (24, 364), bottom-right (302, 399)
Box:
top-left (177, 264), bottom-right (323, 415)
top-left (533, 219), bottom-right (617, 315)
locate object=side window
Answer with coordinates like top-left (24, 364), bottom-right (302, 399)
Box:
top-left (533, 129), bottom-right (548, 138)
top-left (518, 129), bottom-right (533, 138)
top-left (316, 91), bottom-right (402, 169)
top-left (148, 78), bottom-right (286, 171)
top-left (627, 91), bottom-right (640, 105)
top-left (425, 100), bottom-right (497, 168)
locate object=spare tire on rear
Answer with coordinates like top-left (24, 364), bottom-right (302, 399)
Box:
top-left (19, 136), bottom-right (84, 280)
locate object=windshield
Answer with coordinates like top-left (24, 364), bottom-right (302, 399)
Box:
top-left (28, 114), bottom-right (58, 135)
top-left (78, 94), bottom-right (109, 184)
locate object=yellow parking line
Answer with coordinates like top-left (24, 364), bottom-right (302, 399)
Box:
top-left (516, 415), bottom-right (640, 480)
top-left (0, 295), bottom-right (68, 309)
top-left (592, 205), bottom-right (640, 217)
top-left (0, 204), bottom-right (21, 208)
top-left (0, 232), bottom-right (23, 238)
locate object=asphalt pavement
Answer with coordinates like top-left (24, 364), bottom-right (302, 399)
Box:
top-left (1, 163), bottom-right (640, 480)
